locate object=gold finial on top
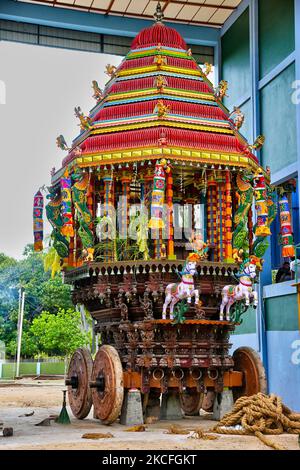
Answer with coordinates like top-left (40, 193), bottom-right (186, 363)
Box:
top-left (154, 2), bottom-right (164, 23)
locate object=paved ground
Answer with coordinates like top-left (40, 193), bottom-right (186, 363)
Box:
top-left (0, 379), bottom-right (299, 450)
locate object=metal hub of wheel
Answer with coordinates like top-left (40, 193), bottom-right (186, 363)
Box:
top-left (66, 348), bottom-right (93, 419)
top-left (90, 345), bottom-right (124, 424)
top-left (233, 346), bottom-right (267, 401)
top-left (180, 389), bottom-right (204, 416)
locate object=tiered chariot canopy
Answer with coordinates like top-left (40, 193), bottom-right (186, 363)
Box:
top-left (45, 10), bottom-right (278, 273)
top-left (53, 18), bottom-right (259, 179)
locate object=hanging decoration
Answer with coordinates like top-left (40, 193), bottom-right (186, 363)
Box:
top-left (253, 172), bottom-right (271, 238)
top-left (72, 169), bottom-right (94, 260)
top-left (46, 186), bottom-right (69, 259)
top-left (233, 172), bottom-right (254, 256)
top-left (61, 169), bottom-right (74, 238)
top-left (279, 193), bottom-right (295, 258)
top-left (33, 189), bottom-right (44, 252)
top-left (148, 159), bottom-right (170, 230)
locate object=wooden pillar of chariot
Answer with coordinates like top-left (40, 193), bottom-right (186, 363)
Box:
top-left (45, 5), bottom-right (274, 425)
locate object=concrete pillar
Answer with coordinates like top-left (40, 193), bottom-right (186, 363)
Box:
top-left (120, 389), bottom-right (144, 426)
top-left (160, 390), bottom-right (183, 420)
top-left (212, 389), bottom-right (234, 421)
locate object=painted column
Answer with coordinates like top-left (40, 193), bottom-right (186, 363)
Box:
top-left (216, 171), bottom-right (226, 262)
top-left (166, 167), bottom-right (176, 260)
top-left (224, 170), bottom-right (233, 262)
top-left (207, 172), bottom-right (218, 261)
top-left (120, 172), bottom-right (131, 240)
top-left (103, 172), bottom-right (114, 262)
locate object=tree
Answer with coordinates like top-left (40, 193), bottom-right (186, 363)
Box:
top-left (0, 246), bottom-right (74, 357)
top-left (30, 309), bottom-right (91, 357)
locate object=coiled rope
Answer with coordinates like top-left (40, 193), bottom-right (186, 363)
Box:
top-left (212, 393), bottom-right (300, 450)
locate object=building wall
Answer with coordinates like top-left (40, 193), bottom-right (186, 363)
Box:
top-left (221, 0), bottom-right (299, 410)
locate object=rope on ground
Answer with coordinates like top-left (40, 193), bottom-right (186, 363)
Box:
top-left (211, 393), bottom-right (300, 451)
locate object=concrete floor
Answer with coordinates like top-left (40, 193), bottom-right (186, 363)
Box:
top-left (0, 380), bottom-right (299, 451)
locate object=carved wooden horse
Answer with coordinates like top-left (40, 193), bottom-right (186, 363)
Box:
top-left (219, 260), bottom-right (259, 322)
top-left (163, 256), bottom-right (200, 320)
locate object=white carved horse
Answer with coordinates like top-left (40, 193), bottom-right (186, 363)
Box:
top-left (163, 261), bottom-right (199, 320)
top-left (219, 262), bottom-right (258, 321)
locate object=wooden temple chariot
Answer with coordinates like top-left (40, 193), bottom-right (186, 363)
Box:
top-left (45, 8), bottom-right (271, 423)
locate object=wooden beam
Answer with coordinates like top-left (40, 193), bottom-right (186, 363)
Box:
top-left (159, 0), bottom-right (236, 11)
top-left (24, 0), bottom-right (225, 26)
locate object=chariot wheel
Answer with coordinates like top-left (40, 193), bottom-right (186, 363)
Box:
top-left (90, 345), bottom-right (124, 424)
top-left (180, 389), bottom-right (204, 416)
top-left (66, 348), bottom-right (93, 419)
top-left (232, 346), bottom-right (267, 401)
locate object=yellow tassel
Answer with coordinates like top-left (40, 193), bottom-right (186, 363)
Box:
top-left (61, 225), bottom-right (74, 238)
top-left (282, 246), bottom-right (295, 257)
top-left (148, 219), bottom-right (165, 229)
top-left (34, 241), bottom-right (43, 252)
top-left (255, 226), bottom-right (271, 237)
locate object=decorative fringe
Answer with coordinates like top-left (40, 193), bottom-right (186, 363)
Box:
top-left (34, 240), bottom-right (43, 252)
top-left (33, 190), bottom-right (44, 252)
top-left (61, 169), bottom-right (74, 239)
top-left (282, 246), bottom-right (295, 258)
top-left (279, 194), bottom-right (295, 258)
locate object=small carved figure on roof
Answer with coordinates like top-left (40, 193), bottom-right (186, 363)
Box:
top-left (154, 100), bottom-right (170, 118)
top-left (74, 106), bottom-right (92, 131)
top-left (105, 64), bottom-right (117, 78)
top-left (92, 80), bottom-right (103, 102)
top-left (249, 135), bottom-right (265, 151)
top-left (158, 130), bottom-right (168, 146)
top-left (56, 135), bottom-right (69, 151)
top-left (229, 106), bottom-right (245, 130)
top-left (187, 48), bottom-right (192, 56)
top-left (203, 62), bottom-right (212, 77)
top-left (155, 75), bottom-right (167, 92)
top-left (214, 80), bottom-right (229, 100)
top-left (74, 146), bottom-right (82, 156)
top-left (156, 42), bottom-right (162, 51)
top-left (154, 55), bottom-right (167, 67)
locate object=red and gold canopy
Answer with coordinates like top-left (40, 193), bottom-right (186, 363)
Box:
top-left (53, 18), bottom-right (259, 183)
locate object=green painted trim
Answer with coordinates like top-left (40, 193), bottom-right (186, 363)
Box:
top-left (221, 8), bottom-right (251, 110)
top-left (265, 294), bottom-right (298, 331)
top-left (232, 307), bottom-right (257, 335)
top-left (259, 0), bottom-right (295, 79)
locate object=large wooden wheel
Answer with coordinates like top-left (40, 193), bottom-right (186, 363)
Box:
top-left (90, 345), bottom-right (124, 424)
top-left (180, 389), bottom-right (204, 416)
top-left (66, 348), bottom-right (93, 419)
top-left (233, 346), bottom-right (267, 401)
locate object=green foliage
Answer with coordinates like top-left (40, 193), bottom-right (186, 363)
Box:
top-left (172, 301), bottom-right (189, 324)
top-left (0, 246), bottom-right (73, 358)
top-left (30, 309), bottom-right (91, 356)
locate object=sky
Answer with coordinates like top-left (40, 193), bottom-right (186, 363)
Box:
top-left (0, 41), bottom-right (120, 259)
